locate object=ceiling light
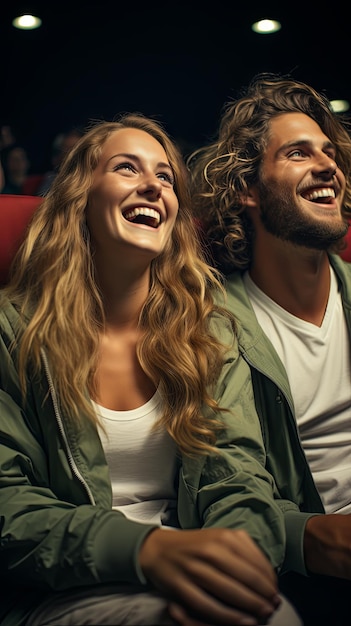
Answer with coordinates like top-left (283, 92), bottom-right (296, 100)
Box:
top-left (12, 14), bottom-right (42, 30)
top-left (252, 19), bottom-right (281, 34)
top-left (330, 99), bottom-right (350, 113)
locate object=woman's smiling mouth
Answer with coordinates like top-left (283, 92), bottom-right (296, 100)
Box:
top-left (123, 207), bottom-right (161, 228)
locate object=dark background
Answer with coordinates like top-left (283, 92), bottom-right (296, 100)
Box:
top-left (1, 1), bottom-right (349, 171)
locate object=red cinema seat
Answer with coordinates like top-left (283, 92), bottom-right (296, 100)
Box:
top-left (0, 194), bottom-right (43, 285)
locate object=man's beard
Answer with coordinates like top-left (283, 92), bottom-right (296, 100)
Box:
top-left (257, 178), bottom-right (349, 250)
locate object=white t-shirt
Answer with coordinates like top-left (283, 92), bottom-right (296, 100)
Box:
top-left (244, 267), bottom-right (351, 513)
top-left (93, 387), bottom-right (179, 526)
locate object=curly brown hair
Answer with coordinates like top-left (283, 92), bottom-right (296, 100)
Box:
top-left (188, 72), bottom-right (351, 274)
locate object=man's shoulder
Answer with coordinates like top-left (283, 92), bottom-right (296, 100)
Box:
top-left (224, 270), bottom-right (246, 294)
top-left (223, 271), bottom-right (251, 315)
top-left (330, 254), bottom-right (351, 284)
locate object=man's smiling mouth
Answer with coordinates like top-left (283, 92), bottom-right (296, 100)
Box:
top-left (302, 188), bottom-right (336, 203)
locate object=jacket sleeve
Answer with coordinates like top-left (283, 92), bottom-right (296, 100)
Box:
top-left (0, 311), bottom-right (158, 591)
top-left (179, 317), bottom-right (287, 571)
top-left (0, 389), bottom-right (161, 591)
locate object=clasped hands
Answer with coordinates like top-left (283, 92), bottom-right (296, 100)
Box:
top-left (139, 527), bottom-right (281, 626)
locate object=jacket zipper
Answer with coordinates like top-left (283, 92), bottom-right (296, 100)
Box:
top-left (40, 347), bottom-right (96, 505)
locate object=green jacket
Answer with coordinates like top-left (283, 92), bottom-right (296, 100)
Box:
top-left (224, 254), bottom-right (351, 580)
top-left (0, 299), bottom-right (285, 626)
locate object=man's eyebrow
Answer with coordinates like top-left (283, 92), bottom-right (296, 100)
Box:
top-left (276, 138), bottom-right (336, 154)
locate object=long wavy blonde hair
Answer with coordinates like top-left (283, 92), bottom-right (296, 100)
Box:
top-left (188, 73), bottom-right (351, 274)
top-left (4, 113), bottom-right (234, 456)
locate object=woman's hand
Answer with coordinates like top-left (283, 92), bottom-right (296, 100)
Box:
top-left (139, 527), bottom-right (280, 625)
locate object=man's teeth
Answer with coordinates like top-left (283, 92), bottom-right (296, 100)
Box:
top-left (305, 188), bottom-right (335, 201)
top-left (124, 208), bottom-right (161, 224)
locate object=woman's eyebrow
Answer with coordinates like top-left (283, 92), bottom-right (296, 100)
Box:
top-left (107, 153), bottom-right (173, 170)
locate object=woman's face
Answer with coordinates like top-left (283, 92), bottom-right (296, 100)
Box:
top-left (86, 127), bottom-right (179, 266)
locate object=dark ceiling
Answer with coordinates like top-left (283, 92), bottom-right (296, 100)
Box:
top-left (1, 1), bottom-right (349, 171)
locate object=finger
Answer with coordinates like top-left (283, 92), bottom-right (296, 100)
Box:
top-left (182, 557), bottom-right (279, 612)
top-left (168, 601), bottom-right (259, 626)
top-left (167, 574), bottom-right (276, 625)
top-left (225, 530), bottom-right (277, 582)
top-left (181, 531), bottom-right (278, 599)
top-left (212, 547), bottom-right (277, 598)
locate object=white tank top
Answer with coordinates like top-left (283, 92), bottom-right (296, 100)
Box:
top-left (244, 267), bottom-right (351, 514)
top-left (92, 387), bottom-right (179, 526)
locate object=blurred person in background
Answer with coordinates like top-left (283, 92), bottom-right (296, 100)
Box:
top-left (0, 142), bottom-right (31, 194)
top-left (36, 127), bottom-right (84, 195)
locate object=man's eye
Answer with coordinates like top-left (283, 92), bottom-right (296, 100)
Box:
top-left (289, 150), bottom-right (303, 158)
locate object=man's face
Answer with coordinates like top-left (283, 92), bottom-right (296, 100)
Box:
top-left (256, 112), bottom-right (348, 249)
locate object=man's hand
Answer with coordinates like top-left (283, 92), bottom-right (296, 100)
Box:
top-left (305, 513), bottom-right (351, 579)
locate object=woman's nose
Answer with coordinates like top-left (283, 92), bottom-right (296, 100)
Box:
top-left (137, 175), bottom-right (162, 197)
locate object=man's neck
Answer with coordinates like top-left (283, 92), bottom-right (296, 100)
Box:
top-left (249, 245), bottom-right (331, 326)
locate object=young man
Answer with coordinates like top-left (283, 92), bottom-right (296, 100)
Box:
top-left (189, 73), bottom-right (351, 626)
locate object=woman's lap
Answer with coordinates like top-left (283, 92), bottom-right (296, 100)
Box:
top-left (25, 584), bottom-right (302, 626)
top-left (25, 584), bottom-right (177, 626)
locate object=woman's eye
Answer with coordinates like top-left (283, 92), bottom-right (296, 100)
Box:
top-left (114, 162), bottom-right (135, 172)
top-left (158, 172), bottom-right (174, 185)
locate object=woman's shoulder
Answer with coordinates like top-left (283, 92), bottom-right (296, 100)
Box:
top-left (0, 290), bottom-right (23, 337)
top-left (0, 288), bottom-right (17, 308)
top-left (209, 307), bottom-right (237, 345)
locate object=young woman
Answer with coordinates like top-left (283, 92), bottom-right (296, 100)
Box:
top-left (0, 113), bottom-right (300, 625)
